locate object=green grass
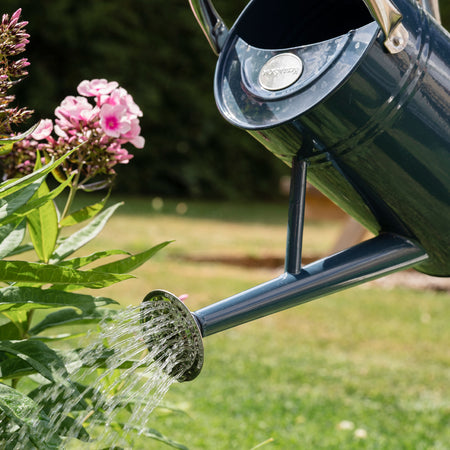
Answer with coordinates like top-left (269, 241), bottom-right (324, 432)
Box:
top-left (150, 287), bottom-right (449, 449)
top-left (54, 197), bottom-right (450, 449)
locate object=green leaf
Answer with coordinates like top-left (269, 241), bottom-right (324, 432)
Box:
top-left (0, 310), bottom-right (28, 339)
top-left (0, 382), bottom-right (58, 449)
top-left (50, 202), bottom-right (123, 263)
top-left (63, 347), bottom-right (138, 371)
top-left (0, 140), bottom-right (13, 155)
top-left (59, 194), bottom-right (110, 227)
top-left (94, 241), bottom-right (172, 274)
top-left (0, 340), bottom-right (68, 383)
top-left (0, 178), bottom-right (43, 223)
top-left (0, 260), bottom-right (134, 288)
top-left (26, 382), bottom-right (90, 443)
top-left (0, 220), bottom-right (26, 259)
top-left (123, 424), bottom-right (189, 450)
top-left (56, 249), bottom-right (130, 270)
top-left (0, 175), bottom-right (73, 228)
top-left (28, 381), bottom-right (90, 412)
top-left (29, 307), bottom-right (119, 335)
top-left (0, 286), bottom-right (118, 313)
top-left (0, 145), bottom-right (78, 200)
top-left (27, 180), bottom-right (59, 263)
top-left (0, 383), bottom-right (47, 440)
top-left (0, 123), bottom-right (40, 155)
top-left (0, 321), bottom-right (22, 340)
top-left (3, 243), bottom-right (34, 257)
top-left (0, 356), bottom-right (36, 380)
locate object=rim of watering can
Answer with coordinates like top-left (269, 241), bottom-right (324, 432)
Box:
top-left (140, 289), bottom-right (204, 382)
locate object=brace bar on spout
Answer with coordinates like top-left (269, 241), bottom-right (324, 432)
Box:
top-left (285, 157), bottom-right (308, 275)
top-left (192, 233), bottom-right (428, 337)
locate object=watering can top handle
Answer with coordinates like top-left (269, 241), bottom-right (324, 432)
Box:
top-left (188, 0), bottom-right (228, 55)
top-left (189, 0), bottom-right (441, 55)
top-left (362, 0), bottom-right (409, 53)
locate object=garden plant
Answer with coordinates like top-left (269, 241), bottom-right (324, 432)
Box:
top-left (0, 9), bottom-right (186, 449)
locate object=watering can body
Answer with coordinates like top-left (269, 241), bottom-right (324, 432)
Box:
top-left (194, 0), bottom-right (450, 276)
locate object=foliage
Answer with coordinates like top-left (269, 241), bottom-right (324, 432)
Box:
top-left (0, 9), bottom-right (185, 449)
top-left (0, 132), bottom-right (184, 449)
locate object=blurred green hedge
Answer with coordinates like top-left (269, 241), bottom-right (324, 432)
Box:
top-left (3, 0), bottom-right (449, 199)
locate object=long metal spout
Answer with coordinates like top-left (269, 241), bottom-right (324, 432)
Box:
top-left (192, 233), bottom-right (427, 337)
top-left (141, 233), bottom-right (426, 381)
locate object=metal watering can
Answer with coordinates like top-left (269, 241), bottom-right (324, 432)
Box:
top-left (141, 0), bottom-right (450, 381)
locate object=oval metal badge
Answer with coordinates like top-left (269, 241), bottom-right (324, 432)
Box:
top-left (258, 53), bottom-right (303, 91)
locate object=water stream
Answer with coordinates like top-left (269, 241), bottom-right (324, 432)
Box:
top-left (9, 305), bottom-right (186, 449)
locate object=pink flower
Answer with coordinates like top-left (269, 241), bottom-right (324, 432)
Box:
top-left (107, 142), bottom-right (133, 164)
top-left (106, 87), bottom-right (143, 117)
top-left (99, 104), bottom-right (131, 138)
top-left (55, 96), bottom-right (93, 126)
top-left (9, 9), bottom-right (24, 27)
top-left (121, 118), bottom-right (145, 148)
top-left (31, 119), bottom-right (53, 140)
top-left (53, 124), bottom-right (68, 139)
top-left (5, 77), bottom-right (145, 182)
top-left (77, 79), bottom-right (119, 97)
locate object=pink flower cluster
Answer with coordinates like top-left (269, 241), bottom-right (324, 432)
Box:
top-left (58, 79), bottom-right (144, 150)
top-left (7, 79), bottom-right (145, 184)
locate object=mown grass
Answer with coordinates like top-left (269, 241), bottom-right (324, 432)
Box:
top-left (150, 286), bottom-right (449, 450)
top-left (65, 196), bottom-right (450, 449)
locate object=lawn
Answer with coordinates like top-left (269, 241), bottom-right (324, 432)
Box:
top-left (69, 196), bottom-right (450, 449)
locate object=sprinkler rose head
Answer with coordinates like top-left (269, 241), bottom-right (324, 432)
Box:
top-left (140, 290), bottom-right (204, 382)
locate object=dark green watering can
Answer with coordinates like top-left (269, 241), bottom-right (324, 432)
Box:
top-left (141, 0), bottom-right (450, 381)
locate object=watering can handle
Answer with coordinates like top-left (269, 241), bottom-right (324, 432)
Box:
top-left (188, 0), bottom-right (415, 55)
top-left (189, 0), bottom-right (442, 55)
top-left (362, 0), bottom-right (409, 53)
top-left (188, 0), bottom-right (228, 55)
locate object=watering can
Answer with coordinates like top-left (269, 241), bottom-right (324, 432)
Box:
top-left (141, 0), bottom-right (450, 381)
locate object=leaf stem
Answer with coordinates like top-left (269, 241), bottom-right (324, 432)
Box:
top-left (60, 167), bottom-right (82, 222)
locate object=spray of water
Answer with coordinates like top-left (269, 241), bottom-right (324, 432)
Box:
top-left (7, 305), bottom-right (188, 449)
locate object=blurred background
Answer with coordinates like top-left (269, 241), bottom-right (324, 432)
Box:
top-left (4, 0), bottom-right (449, 201)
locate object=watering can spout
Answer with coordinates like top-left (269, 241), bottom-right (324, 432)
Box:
top-left (141, 233), bottom-right (426, 381)
top-left (192, 233), bottom-right (427, 338)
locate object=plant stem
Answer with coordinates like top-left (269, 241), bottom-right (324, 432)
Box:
top-left (60, 185), bottom-right (77, 222)
top-left (60, 168), bottom-right (82, 222)
top-left (24, 310), bottom-right (34, 338)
